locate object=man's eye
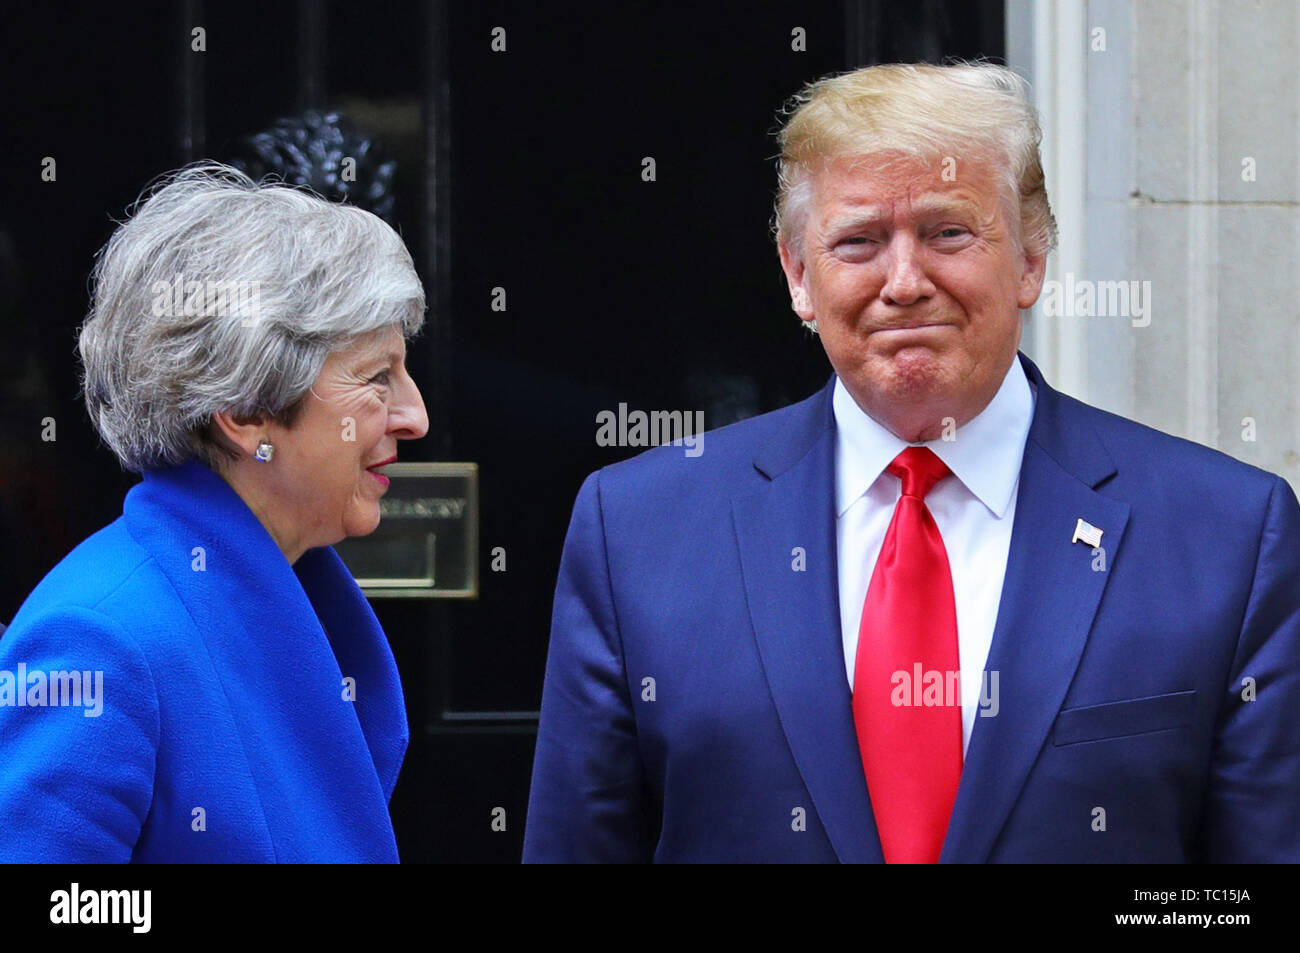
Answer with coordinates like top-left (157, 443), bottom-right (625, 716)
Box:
top-left (370, 370), bottom-right (392, 386)
top-left (937, 227), bottom-right (967, 239)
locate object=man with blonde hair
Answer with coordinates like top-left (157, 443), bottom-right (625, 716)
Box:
top-left (524, 63), bottom-right (1300, 863)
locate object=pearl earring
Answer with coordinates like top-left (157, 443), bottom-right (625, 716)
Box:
top-left (254, 440), bottom-right (274, 463)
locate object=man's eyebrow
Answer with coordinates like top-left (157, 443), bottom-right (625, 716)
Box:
top-left (824, 208), bottom-right (890, 232)
top-left (824, 197), bottom-right (979, 233)
top-left (910, 196), bottom-right (979, 218)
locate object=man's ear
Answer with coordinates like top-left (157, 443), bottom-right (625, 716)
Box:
top-left (1017, 248), bottom-right (1048, 310)
top-left (778, 241), bottom-right (816, 323)
top-left (211, 410), bottom-right (271, 458)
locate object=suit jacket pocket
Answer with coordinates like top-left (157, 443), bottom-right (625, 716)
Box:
top-left (1052, 690), bottom-right (1197, 746)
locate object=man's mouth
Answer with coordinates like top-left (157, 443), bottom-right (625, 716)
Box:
top-left (873, 321), bottom-right (950, 333)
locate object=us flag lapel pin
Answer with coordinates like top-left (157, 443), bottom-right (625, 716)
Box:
top-left (1072, 518), bottom-right (1104, 547)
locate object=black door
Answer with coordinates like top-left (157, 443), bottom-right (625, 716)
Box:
top-left (0, 0), bottom-right (1002, 862)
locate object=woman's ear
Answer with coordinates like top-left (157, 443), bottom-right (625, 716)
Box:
top-left (210, 410), bottom-right (270, 457)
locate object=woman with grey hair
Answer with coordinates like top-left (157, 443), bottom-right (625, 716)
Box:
top-left (0, 164), bottom-right (428, 862)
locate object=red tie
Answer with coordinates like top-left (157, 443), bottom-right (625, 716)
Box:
top-left (853, 446), bottom-right (962, 864)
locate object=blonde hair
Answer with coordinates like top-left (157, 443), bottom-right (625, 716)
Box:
top-left (774, 61), bottom-right (1057, 259)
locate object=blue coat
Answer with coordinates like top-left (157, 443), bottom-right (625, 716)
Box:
top-left (523, 352), bottom-right (1300, 862)
top-left (0, 460), bottom-right (408, 862)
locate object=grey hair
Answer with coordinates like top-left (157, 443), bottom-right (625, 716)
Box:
top-left (79, 162), bottom-right (425, 472)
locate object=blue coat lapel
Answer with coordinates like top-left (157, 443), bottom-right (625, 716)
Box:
top-left (122, 460), bottom-right (407, 861)
top-left (732, 380), bottom-right (885, 864)
top-left (939, 353), bottom-right (1130, 862)
top-left (294, 546), bottom-right (408, 801)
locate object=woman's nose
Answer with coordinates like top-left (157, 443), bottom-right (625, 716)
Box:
top-left (393, 377), bottom-right (429, 440)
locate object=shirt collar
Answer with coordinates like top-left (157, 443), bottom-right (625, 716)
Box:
top-left (833, 355), bottom-right (1036, 518)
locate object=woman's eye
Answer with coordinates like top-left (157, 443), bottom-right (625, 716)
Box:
top-left (370, 370), bottom-right (391, 387)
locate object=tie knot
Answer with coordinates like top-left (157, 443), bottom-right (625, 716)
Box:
top-left (887, 446), bottom-right (950, 499)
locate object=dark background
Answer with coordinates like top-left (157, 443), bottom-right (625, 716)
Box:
top-left (0, 0), bottom-right (1002, 862)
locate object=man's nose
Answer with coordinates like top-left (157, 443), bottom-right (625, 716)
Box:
top-left (880, 234), bottom-right (934, 306)
top-left (392, 377), bottom-right (430, 440)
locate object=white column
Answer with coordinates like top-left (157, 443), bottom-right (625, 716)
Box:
top-left (1008, 0), bottom-right (1300, 490)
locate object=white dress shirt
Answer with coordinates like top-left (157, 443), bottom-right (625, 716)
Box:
top-left (835, 357), bottom-right (1036, 755)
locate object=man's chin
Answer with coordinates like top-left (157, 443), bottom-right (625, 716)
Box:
top-left (838, 359), bottom-right (961, 438)
top-left (867, 349), bottom-right (954, 399)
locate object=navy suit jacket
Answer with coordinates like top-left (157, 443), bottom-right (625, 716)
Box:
top-left (523, 352), bottom-right (1300, 862)
top-left (0, 460), bottom-right (407, 862)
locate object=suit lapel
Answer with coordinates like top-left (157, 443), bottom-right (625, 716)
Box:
top-left (940, 353), bottom-right (1130, 862)
top-left (732, 379), bottom-right (885, 863)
